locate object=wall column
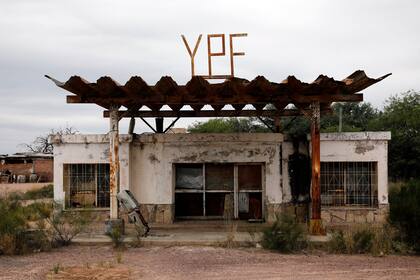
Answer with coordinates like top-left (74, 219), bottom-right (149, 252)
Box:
top-left (309, 101), bottom-right (324, 235)
top-left (109, 105), bottom-right (120, 219)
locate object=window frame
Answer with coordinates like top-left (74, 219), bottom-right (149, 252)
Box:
top-left (63, 163), bottom-right (110, 209)
top-left (320, 161), bottom-right (378, 208)
top-left (174, 162), bottom-right (265, 219)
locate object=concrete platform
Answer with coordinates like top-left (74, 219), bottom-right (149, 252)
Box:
top-left (73, 225), bottom-right (330, 247)
top-left (73, 229), bottom-right (261, 247)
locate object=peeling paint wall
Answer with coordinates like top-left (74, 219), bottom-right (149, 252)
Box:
top-left (318, 132), bottom-right (391, 205)
top-left (51, 131), bottom-right (390, 224)
top-left (51, 134), bottom-right (132, 205)
top-left (130, 133), bottom-right (283, 206)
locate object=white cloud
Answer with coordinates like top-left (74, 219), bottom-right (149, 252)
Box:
top-left (0, 0), bottom-right (419, 153)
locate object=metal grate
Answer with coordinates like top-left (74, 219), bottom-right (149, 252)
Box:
top-left (320, 162), bottom-right (378, 207)
top-left (63, 163), bottom-right (110, 208)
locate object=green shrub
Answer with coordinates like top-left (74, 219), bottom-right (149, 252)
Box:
top-left (22, 184), bottom-right (53, 200)
top-left (389, 179), bottom-right (420, 252)
top-left (352, 228), bottom-right (374, 254)
top-left (35, 202), bottom-right (91, 246)
top-left (262, 213), bottom-right (307, 253)
top-left (107, 227), bottom-right (124, 248)
top-left (327, 225), bottom-right (404, 255)
top-left (0, 197), bottom-right (51, 255)
top-left (0, 198), bottom-right (26, 254)
top-left (327, 230), bottom-right (348, 253)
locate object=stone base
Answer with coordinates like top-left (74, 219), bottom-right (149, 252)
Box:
top-left (321, 204), bottom-right (389, 228)
top-left (138, 204), bottom-right (174, 224)
top-left (266, 203), bottom-right (309, 223)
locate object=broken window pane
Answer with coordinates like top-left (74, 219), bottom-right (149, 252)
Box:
top-left (175, 164), bottom-right (203, 190)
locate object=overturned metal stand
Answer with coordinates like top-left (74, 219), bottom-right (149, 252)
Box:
top-left (117, 190), bottom-right (150, 237)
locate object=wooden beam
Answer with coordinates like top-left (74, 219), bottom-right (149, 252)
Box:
top-left (66, 93), bottom-right (363, 106)
top-left (103, 109), bottom-right (315, 118)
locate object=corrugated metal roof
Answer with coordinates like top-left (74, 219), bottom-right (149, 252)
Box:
top-left (46, 71), bottom-right (390, 117)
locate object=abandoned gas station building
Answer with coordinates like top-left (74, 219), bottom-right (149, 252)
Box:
top-left (47, 70), bottom-right (391, 233)
top-left (50, 131), bottom-right (390, 227)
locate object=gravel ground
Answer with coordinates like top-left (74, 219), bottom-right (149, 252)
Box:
top-left (1, 245), bottom-right (420, 280)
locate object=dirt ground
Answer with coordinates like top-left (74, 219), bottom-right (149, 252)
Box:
top-left (1, 245), bottom-right (420, 280)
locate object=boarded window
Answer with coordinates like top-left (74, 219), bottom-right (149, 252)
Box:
top-left (63, 163), bottom-right (110, 208)
top-left (321, 162), bottom-right (378, 207)
top-left (205, 163), bottom-right (234, 191)
top-left (238, 165), bottom-right (263, 220)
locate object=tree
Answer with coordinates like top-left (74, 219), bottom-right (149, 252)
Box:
top-left (369, 91), bottom-right (420, 180)
top-left (322, 102), bottom-right (379, 132)
top-left (188, 118), bottom-right (268, 133)
top-left (22, 127), bottom-right (79, 154)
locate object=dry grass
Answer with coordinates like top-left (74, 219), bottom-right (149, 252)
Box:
top-left (46, 263), bottom-right (131, 280)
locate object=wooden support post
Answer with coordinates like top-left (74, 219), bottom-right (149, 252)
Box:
top-left (309, 101), bottom-right (325, 235)
top-left (109, 105), bottom-right (120, 219)
top-left (128, 117), bottom-right (135, 135)
top-left (155, 117), bottom-right (164, 133)
top-left (274, 117), bottom-right (281, 133)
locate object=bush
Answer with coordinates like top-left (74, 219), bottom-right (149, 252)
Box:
top-left (107, 227), bottom-right (124, 248)
top-left (262, 213), bottom-right (307, 253)
top-left (327, 230), bottom-right (348, 253)
top-left (352, 228), bottom-right (374, 254)
top-left (22, 184), bottom-right (53, 200)
top-left (35, 203), bottom-right (91, 246)
top-left (0, 197), bottom-right (51, 255)
top-left (389, 180), bottom-right (420, 253)
top-left (327, 225), bottom-right (403, 255)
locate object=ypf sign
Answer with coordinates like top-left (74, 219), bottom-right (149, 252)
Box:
top-left (181, 33), bottom-right (247, 79)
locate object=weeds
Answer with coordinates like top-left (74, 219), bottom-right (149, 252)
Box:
top-left (34, 202), bottom-right (91, 246)
top-left (115, 251), bottom-right (123, 264)
top-left (389, 179), bottom-right (420, 253)
top-left (52, 263), bottom-right (61, 274)
top-left (107, 227), bottom-right (124, 248)
top-left (327, 224), bottom-right (410, 255)
top-left (262, 213), bottom-right (307, 253)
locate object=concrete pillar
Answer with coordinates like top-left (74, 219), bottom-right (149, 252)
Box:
top-left (109, 105), bottom-right (120, 219)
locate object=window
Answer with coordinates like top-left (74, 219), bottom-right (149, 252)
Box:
top-left (321, 162), bottom-right (378, 207)
top-left (174, 163), bottom-right (263, 220)
top-left (63, 163), bottom-right (110, 208)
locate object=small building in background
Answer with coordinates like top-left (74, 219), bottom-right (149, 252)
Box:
top-left (0, 153), bottom-right (53, 184)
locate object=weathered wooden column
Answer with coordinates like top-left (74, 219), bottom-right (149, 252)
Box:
top-left (309, 101), bottom-right (324, 235)
top-left (109, 105), bottom-right (120, 220)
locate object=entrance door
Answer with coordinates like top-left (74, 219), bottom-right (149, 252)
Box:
top-left (174, 163), bottom-right (263, 221)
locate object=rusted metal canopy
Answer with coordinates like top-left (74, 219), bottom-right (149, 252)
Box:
top-left (46, 71), bottom-right (391, 118)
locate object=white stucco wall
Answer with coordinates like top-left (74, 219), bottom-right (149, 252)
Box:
top-left (318, 132), bottom-right (391, 204)
top-left (130, 133), bottom-right (284, 205)
top-left (50, 134), bottom-right (132, 206)
top-left (50, 131), bottom-right (390, 211)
